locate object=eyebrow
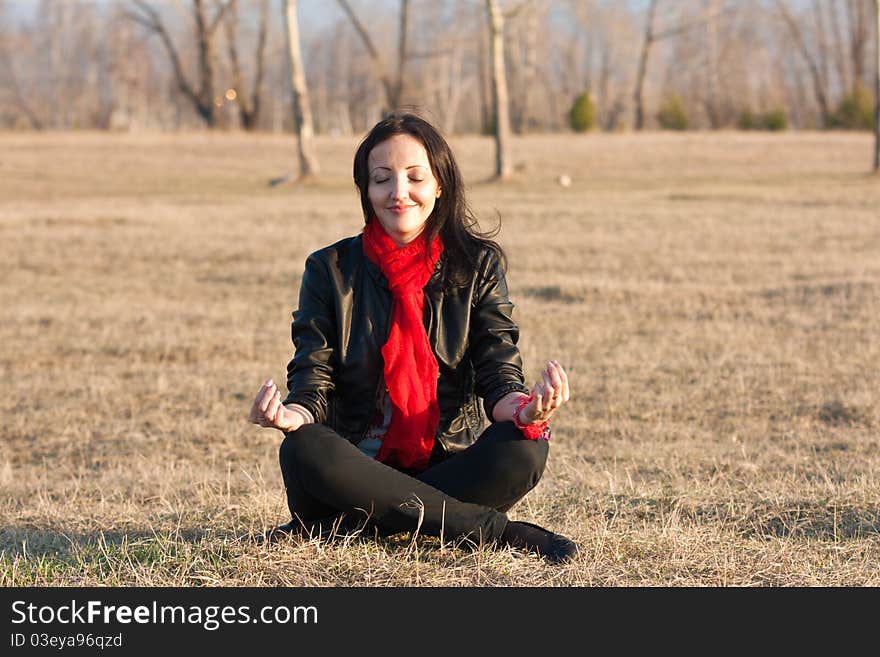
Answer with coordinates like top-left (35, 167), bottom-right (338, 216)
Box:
top-left (369, 165), bottom-right (429, 174)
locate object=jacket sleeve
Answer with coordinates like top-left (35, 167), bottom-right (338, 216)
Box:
top-left (468, 249), bottom-right (530, 421)
top-left (282, 253), bottom-right (336, 424)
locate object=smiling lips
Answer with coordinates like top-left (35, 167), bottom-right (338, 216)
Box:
top-left (387, 204), bottom-right (417, 213)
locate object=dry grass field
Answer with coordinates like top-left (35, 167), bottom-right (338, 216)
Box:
top-left (1, 130), bottom-right (879, 586)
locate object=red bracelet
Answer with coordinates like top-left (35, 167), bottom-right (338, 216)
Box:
top-left (512, 394), bottom-right (551, 441)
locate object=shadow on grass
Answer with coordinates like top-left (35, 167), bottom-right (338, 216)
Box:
top-left (0, 522), bottom-right (436, 563)
top-left (601, 496), bottom-right (880, 541)
top-left (0, 526), bottom-right (219, 560)
top-left (740, 504), bottom-right (880, 541)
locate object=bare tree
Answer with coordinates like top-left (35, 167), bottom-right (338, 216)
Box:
top-left (509, 1), bottom-right (538, 133)
top-left (282, 0), bottom-right (319, 180)
top-left (811, 0), bottom-right (832, 102)
top-left (0, 1), bottom-right (44, 129)
top-left (633, 0), bottom-right (658, 130)
top-left (223, 0), bottom-right (269, 130)
top-left (335, 0), bottom-right (410, 114)
top-left (703, 0), bottom-right (722, 127)
top-left (829, 1), bottom-right (851, 93)
top-left (477, 6), bottom-right (492, 134)
top-left (126, 0), bottom-right (233, 128)
top-left (776, 0), bottom-right (832, 126)
top-left (874, 0), bottom-right (879, 171)
top-left (486, 0), bottom-right (528, 179)
top-left (635, 0), bottom-right (742, 130)
top-left (847, 0), bottom-right (871, 87)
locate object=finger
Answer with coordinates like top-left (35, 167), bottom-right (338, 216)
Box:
top-left (544, 369), bottom-right (564, 410)
top-left (251, 381), bottom-right (273, 422)
top-left (547, 361), bottom-right (564, 394)
top-left (549, 360), bottom-right (569, 403)
top-left (554, 360), bottom-right (570, 402)
top-left (258, 386), bottom-right (273, 413)
top-left (540, 372), bottom-right (557, 410)
top-left (266, 390), bottom-right (282, 423)
top-left (259, 380), bottom-right (276, 413)
top-left (541, 368), bottom-right (553, 393)
top-left (273, 391), bottom-right (285, 422)
top-left (536, 381), bottom-right (549, 416)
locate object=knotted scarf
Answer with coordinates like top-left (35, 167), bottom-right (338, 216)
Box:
top-left (362, 219), bottom-right (444, 471)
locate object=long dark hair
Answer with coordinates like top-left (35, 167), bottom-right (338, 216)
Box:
top-left (352, 112), bottom-right (505, 289)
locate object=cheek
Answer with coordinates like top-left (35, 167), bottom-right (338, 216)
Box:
top-left (367, 185), bottom-right (384, 208)
top-left (414, 184), bottom-right (439, 207)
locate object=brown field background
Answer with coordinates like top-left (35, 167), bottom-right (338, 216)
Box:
top-left (1, 131), bottom-right (879, 586)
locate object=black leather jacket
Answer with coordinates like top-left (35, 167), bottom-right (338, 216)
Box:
top-left (283, 233), bottom-right (529, 460)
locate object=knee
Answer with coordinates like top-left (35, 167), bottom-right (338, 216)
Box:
top-left (508, 437), bottom-right (549, 490)
top-left (492, 422), bottom-right (549, 488)
top-left (278, 423), bottom-right (330, 473)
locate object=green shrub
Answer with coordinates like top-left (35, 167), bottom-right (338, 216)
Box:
top-left (568, 92), bottom-right (596, 132)
top-left (761, 109), bottom-right (787, 131)
top-left (738, 107), bottom-right (758, 130)
top-left (657, 94), bottom-right (688, 130)
top-left (833, 81), bottom-right (874, 130)
top-left (738, 106), bottom-right (787, 131)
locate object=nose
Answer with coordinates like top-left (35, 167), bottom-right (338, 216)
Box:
top-left (390, 175), bottom-right (410, 202)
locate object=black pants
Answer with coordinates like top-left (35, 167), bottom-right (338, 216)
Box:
top-left (278, 421), bottom-right (548, 544)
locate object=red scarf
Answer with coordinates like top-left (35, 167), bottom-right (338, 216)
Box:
top-left (362, 220), bottom-right (444, 471)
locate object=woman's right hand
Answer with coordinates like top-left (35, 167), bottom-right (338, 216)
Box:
top-left (248, 379), bottom-right (304, 432)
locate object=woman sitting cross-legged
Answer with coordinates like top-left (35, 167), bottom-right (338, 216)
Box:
top-left (248, 112), bottom-right (578, 564)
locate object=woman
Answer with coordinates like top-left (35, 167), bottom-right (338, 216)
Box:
top-left (248, 112), bottom-right (577, 563)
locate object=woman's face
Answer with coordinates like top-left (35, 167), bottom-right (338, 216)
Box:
top-left (367, 134), bottom-right (441, 246)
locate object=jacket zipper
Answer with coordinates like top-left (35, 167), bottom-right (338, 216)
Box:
top-left (362, 286), bottom-right (394, 437)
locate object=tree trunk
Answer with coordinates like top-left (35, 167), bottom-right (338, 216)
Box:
top-left (477, 8), bottom-right (491, 134)
top-left (486, 0), bottom-right (512, 179)
top-left (811, 0), bottom-right (831, 103)
top-left (0, 12), bottom-right (44, 129)
top-left (829, 0), bottom-right (851, 94)
top-left (224, 0), bottom-right (268, 130)
top-left (193, 0), bottom-right (217, 127)
top-left (283, 0), bottom-right (320, 178)
top-left (704, 0), bottom-right (721, 127)
top-left (848, 0), bottom-right (869, 86)
top-left (633, 0), bottom-right (658, 131)
top-left (518, 2), bottom-right (537, 133)
top-left (393, 0), bottom-right (409, 109)
top-left (873, 0), bottom-right (879, 171)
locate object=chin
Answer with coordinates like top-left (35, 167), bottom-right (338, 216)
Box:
top-left (379, 217), bottom-right (428, 239)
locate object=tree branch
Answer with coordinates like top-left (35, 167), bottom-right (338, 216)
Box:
top-left (209, 0), bottom-right (235, 35)
top-left (126, 0), bottom-right (200, 109)
top-left (251, 0), bottom-right (269, 118)
top-left (653, 1), bottom-right (739, 41)
top-left (775, 0), bottom-right (830, 121)
top-left (335, 0), bottom-right (381, 60)
top-left (504, 0), bottom-right (531, 21)
top-left (335, 0), bottom-right (394, 109)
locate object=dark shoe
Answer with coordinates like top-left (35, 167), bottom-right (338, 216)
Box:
top-left (500, 520), bottom-right (579, 564)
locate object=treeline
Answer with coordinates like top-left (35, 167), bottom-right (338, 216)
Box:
top-left (0, 0), bottom-right (877, 134)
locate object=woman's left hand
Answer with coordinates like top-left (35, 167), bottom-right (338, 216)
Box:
top-left (521, 360), bottom-right (570, 424)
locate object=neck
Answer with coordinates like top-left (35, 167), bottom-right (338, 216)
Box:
top-left (374, 221), bottom-right (426, 248)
